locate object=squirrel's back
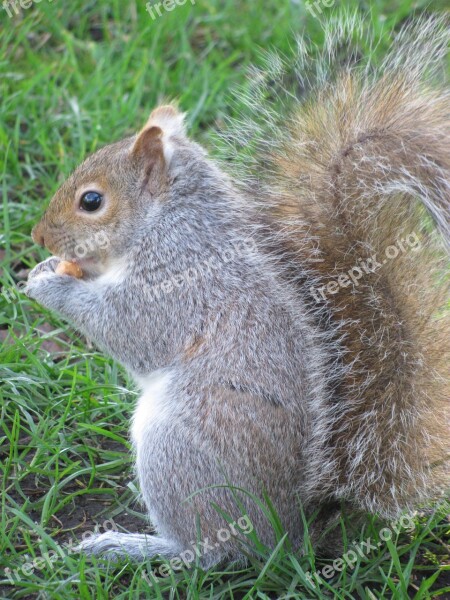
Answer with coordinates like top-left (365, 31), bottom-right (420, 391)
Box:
top-left (221, 14), bottom-right (450, 517)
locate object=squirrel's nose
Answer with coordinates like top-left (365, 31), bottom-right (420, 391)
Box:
top-left (32, 223), bottom-right (45, 248)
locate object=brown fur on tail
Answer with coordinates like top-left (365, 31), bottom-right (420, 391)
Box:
top-left (242, 17), bottom-right (450, 516)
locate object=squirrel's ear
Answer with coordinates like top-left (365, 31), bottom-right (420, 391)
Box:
top-left (131, 125), bottom-right (165, 172)
top-left (132, 105), bottom-right (186, 169)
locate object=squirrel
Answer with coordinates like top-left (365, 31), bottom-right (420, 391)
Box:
top-left (25, 15), bottom-right (449, 565)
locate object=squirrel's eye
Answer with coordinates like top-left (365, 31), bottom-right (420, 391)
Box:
top-left (80, 191), bottom-right (103, 212)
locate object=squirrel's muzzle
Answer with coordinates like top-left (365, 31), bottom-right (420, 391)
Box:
top-left (32, 221), bottom-right (46, 248)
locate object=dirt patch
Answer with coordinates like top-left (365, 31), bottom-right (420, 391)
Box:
top-left (5, 436), bottom-right (150, 557)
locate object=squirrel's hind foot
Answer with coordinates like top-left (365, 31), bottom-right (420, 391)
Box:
top-left (76, 531), bottom-right (181, 563)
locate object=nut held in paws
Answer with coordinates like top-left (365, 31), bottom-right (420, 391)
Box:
top-left (55, 261), bottom-right (83, 279)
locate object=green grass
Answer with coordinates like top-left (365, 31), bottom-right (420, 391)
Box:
top-left (1, 0), bottom-right (449, 598)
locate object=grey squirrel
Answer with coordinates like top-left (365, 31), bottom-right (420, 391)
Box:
top-left (25, 15), bottom-right (449, 565)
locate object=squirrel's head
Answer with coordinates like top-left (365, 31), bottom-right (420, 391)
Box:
top-left (32, 105), bottom-right (194, 276)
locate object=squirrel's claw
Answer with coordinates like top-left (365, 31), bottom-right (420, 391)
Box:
top-left (24, 257), bottom-right (62, 300)
top-left (28, 256), bottom-right (61, 280)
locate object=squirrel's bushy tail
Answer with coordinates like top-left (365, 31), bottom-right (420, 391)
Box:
top-left (223, 14), bottom-right (450, 517)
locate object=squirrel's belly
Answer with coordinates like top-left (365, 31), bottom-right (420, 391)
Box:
top-left (131, 368), bottom-right (175, 448)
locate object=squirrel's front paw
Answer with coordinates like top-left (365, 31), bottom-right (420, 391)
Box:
top-left (25, 257), bottom-right (69, 305)
top-left (27, 256), bottom-right (61, 281)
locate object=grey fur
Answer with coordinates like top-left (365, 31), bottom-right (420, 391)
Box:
top-left (26, 156), bottom-right (327, 561)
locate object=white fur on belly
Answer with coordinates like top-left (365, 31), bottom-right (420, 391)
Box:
top-left (131, 369), bottom-right (174, 448)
